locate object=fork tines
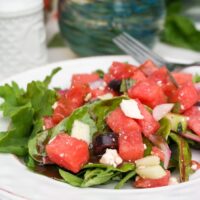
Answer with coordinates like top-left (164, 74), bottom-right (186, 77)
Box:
top-left (113, 32), bottom-right (179, 88)
top-left (113, 32), bottom-right (166, 67)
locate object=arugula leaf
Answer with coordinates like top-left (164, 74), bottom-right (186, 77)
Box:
top-left (28, 130), bottom-right (51, 162)
top-left (24, 155), bottom-right (36, 170)
top-left (83, 162), bottom-right (135, 173)
top-left (120, 79), bottom-right (135, 93)
top-left (169, 132), bottom-right (192, 182)
top-left (58, 162), bottom-right (135, 188)
top-left (43, 67), bottom-right (61, 87)
top-left (0, 68), bottom-right (60, 156)
top-left (81, 168), bottom-right (115, 187)
top-left (143, 137), bottom-right (152, 156)
top-left (193, 74), bottom-right (200, 83)
top-left (94, 69), bottom-right (104, 79)
top-left (59, 168), bottom-right (83, 187)
top-left (0, 82), bottom-right (25, 117)
top-left (0, 104), bottom-right (33, 156)
top-left (114, 171), bottom-right (136, 189)
top-left (81, 163), bottom-right (135, 188)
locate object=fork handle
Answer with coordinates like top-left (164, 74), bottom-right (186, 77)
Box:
top-left (168, 61), bottom-right (200, 69)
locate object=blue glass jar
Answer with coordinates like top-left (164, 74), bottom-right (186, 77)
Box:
top-left (58, 0), bottom-right (165, 56)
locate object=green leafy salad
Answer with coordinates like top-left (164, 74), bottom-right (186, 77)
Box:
top-left (0, 61), bottom-right (200, 189)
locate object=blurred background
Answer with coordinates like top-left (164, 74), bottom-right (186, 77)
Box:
top-left (0, 0), bottom-right (200, 79)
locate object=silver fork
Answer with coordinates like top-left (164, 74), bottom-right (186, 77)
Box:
top-left (113, 32), bottom-right (199, 88)
top-left (113, 32), bottom-right (200, 71)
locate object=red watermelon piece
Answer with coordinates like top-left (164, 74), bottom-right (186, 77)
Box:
top-left (169, 82), bottom-right (198, 112)
top-left (134, 170), bottom-right (170, 188)
top-left (90, 87), bottom-right (115, 100)
top-left (131, 69), bottom-right (147, 82)
top-left (151, 146), bottom-right (165, 162)
top-left (135, 100), bottom-right (160, 137)
top-left (139, 60), bottom-right (159, 76)
top-left (71, 73), bottom-right (99, 87)
top-left (148, 67), bottom-right (169, 87)
top-left (172, 72), bottom-right (193, 85)
top-left (52, 85), bottom-right (89, 124)
top-left (109, 62), bottom-right (136, 80)
top-left (103, 73), bottom-right (114, 84)
top-left (184, 106), bottom-right (200, 136)
top-left (46, 133), bottom-right (89, 173)
top-left (128, 80), bottom-right (167, 108)
top-left (106, 108), bottom-right (144, 161)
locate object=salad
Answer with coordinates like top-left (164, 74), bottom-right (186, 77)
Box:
top-left (0, 60), bottom-right (200, 189)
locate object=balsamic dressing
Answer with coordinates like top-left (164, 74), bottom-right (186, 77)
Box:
top-left (17, 156), bottom-right (61, 179)
top-left (34, 165), bottom-right (61, 179)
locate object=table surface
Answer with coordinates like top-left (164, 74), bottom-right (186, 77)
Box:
top-left (47, 42), bottom-right (200, 64)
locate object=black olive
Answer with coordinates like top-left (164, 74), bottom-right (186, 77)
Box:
top-left (92, 132), bottom-right (118, 155)
top-left (108, 79), bottom-right (122, 93)
top-left (195, 101), bottom-right (200, 107)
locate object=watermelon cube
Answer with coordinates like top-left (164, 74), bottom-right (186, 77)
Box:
top-left (128, 80), bottom-right (167, 108)
top-left (148, 67), bottom-right (169, 87)
top-left (170, 82), bottom-right (198, 112)
top-left (134, 170), bottom-right (170, 188)
top-left (139, 60), bottom-right (159, 76)
top-left (109, 62), bottom-right (136, 80)
top-left (131, 69), bottom-right (147, 82)
top-left (52, 85), bottom-right (89, 124)
top-left (172, 72), bottom-right (193, 85)
top-left (46, 133), bottom-right (89, 173)
top-left (184, 106), bottom-right (200, 136)
top-left (136, 100), bottom-right (160, 137)
top-left (71, 73), bottom-right (99, 87)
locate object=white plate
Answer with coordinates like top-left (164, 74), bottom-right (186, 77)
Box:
top-left (0, 56), bottom-right (200, 200)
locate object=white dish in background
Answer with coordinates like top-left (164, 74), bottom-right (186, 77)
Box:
top-left (153, 42), bottom-right (200, 64)
top-left (0, 56), bottom-right (200, 200)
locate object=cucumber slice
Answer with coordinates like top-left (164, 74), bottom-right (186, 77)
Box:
top-left (165, 113), bottom-right (187, 133)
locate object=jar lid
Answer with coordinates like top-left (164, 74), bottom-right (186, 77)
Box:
top-left (0, 0), bottom-right (43, 18)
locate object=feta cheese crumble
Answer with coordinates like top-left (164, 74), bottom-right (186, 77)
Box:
top-left (98, 93), bottom-right (113, 100)
top-left (52, 102), bottom-right (58, 109)
top-left (84, 93), bottom-right (92, 101)
top-left (100, 149), bottom-right (122, 167)
top-left (120, 99), bottom-right (144, 119)
top-left (71, 120), bottom-right (90, 144)
top-left (191, 163), bottom-right (198, 171)
top-left (169, 177), bottom-right (179, 185)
